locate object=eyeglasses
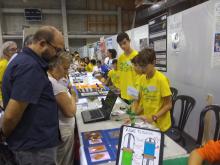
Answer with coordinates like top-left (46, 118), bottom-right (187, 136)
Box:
top-left (46, 41), bottom-right (62, 55)
top-left (8, 47), bottom-right (18, 52)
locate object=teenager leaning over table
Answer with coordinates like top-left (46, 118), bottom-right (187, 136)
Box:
top-left (126, 48), bottom-right (172, 132)
top-left (48, 51), bottom-right (77, 165)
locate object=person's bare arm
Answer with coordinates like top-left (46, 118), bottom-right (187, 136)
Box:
top-left (188, 150), bottom-right (204, 165)
top-left (132, 100), bottom-right (143, 115)
top-left (155, 96), bottom-right (172, 118)
top-left (2, 99), bottom-right (28, 137)
top-left (105, 77), bottom-right (111, 86)
top-left (131, 92), bottom-right (143, 115)
top-left (55, 92), bottom-right (76, 117)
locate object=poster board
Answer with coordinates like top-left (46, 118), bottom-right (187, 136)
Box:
top-left (82, 128), bottom-right (120, 165)
top-left (116, 125), bottom-right (164, 165)
top-left (149, 13), bottom-right (167, 72)
top-left (211, 2), bottom-right (220, 68)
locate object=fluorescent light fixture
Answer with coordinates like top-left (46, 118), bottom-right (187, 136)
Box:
top-left (151, 3), bottom-right (160, 8)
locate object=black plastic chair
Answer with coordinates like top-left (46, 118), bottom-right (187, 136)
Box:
top-left (170, 87), bottom-right (178, 102)
top-left (170, 87), bottom-right (178, 126)
top-left (196, 105), bottom-right (220, 146)
top-left (167, 95), bottom-right (196, 146)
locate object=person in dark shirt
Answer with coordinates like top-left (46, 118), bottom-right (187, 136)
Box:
top-left (1, 26), bottom-right (64, 165)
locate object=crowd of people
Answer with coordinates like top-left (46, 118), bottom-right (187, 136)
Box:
top-left (0, 25), bottom-right (219, 165)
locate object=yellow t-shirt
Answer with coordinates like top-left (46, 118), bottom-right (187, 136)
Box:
top-left (108, 69), bottom-right (120, 88)
top-left (117, 50), bottom-right (139, 100)
top-left (85, 63), bottom-right (94, 72)
top-left (138, 70), bottom-right (172, 132)
top-left (0, 59), bottom-right (8, 101)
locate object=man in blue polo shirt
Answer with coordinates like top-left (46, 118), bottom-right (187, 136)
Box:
top-left (1, 26), bottom-right (64, 164)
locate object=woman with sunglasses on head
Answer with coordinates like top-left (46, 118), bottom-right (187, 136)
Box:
top-left (47, 51), bottom-right (77, 165)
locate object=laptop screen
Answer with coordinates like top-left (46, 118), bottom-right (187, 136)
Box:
top-left (103, 90), bottom-right (117, 109)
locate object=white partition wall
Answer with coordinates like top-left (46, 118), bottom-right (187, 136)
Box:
top-left (132, 24), bottom-right (149, 51)
top-left (166, 0), bottom-right (220, 139)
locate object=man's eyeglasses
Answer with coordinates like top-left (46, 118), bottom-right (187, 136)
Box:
top-left (46, 41), bottom-right (62, 55)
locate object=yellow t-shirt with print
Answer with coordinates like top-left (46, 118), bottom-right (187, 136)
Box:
top-left (108, 69), bottom-right (120, 88)
top-left (117, 50), bottom-right (139, 100)
top-left (85, 63), bottom-right (94, 72)
top-left (0, 59), bottom-right (8, 101)
top-left (138, 70), bottom-right (171, 132)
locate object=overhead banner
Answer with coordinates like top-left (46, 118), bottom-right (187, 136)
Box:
top-left (149, 13), bottom-right (167, 72)
top-left (212, 2), bottom-right (220, 68)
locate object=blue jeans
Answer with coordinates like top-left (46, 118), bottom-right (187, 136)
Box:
top-left (13, 147), bottom-right (57, 165)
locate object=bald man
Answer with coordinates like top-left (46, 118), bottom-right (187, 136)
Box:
top-left (1, 26), bottom-right (64, 165)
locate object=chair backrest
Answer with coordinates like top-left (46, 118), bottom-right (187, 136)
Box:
top-left (196, 105), bottom-right (220, 145)
top-left (170, 87), bottom-right (178, 126)
top-left (173, 95), bottom-right (196, 131)
top-left (170, 87), bottom-right (178, 102)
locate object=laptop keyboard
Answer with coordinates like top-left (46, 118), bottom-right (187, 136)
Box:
top-left (90, 110), bottom-right (103, 119)
top-left (81, 92), bottom-right (99, 96)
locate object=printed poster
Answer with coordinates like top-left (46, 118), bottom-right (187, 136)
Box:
top-left (107, 38), bottom-right (113, 49)
top-left (169, 13), bottom-right (183, 53)
top-left (149, 13), bottom-right (167, 72)
top-left (117, 126), bottom-right (164, 165)
top-left (212, 2), bottom-right (220, 68)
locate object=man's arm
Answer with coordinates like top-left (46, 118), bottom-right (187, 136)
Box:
top-left (2, 99), bottom-right (28, 137)
top-left (188, 150), bottom-right (204, 165)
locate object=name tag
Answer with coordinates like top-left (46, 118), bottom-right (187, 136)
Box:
top-left (127, 86), bottom-right (139, 100)
top-left (127, 61), bottom-right (132, 66)
top-left (147, 86), bottom-right (156, 92)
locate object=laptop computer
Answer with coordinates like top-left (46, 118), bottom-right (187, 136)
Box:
top-left (81, 90), bottom-right (118, 124)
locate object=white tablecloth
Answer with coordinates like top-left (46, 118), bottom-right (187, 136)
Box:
top-left (76, 97), bottom-right (187, 165)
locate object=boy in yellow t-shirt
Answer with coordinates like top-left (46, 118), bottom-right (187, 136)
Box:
top-left (130, 48), bottom-right (172, 132)
top-left (117, 32), bottom-right (139, 102)
top-left (106, 59), bottom-right (120, 88)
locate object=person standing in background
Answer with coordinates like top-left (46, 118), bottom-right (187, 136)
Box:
top-left (116, 32), bottom-right (139, 103)
top-left (8, 35), bottom-right (33, 65)
top-left (104, 49), bottom-right (117, 69)
top-left (105, 59), bottom-right (120, 89)
top-left (1, 26), bottom-right (64, 165)
top-left (85, 59), bottom-right (96, 72)
top-left (0, 41), bottom-right (17, 107)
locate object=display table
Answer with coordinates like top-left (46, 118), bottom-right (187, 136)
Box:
top-left (75, 97), bottom-right (188, 165)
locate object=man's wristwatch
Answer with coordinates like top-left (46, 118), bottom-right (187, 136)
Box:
top-left (152, 115), bottom-right (158, 123)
